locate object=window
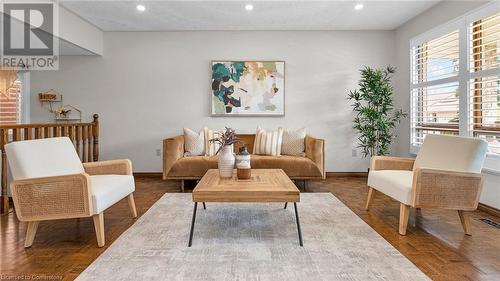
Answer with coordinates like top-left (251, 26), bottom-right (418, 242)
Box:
top-left (410, 3), bottom-right (499, 156)
top-left (411, 30), bottom-right (460, 147)
top-left (0, 75), bottom-right (22, 125)
top-left (470, 13), bottom-right (500, 154)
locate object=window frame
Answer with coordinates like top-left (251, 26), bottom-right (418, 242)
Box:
top-left (409, 1), bottom-right (499, 163)
top-left (409, 19), bottom-right (464, 155)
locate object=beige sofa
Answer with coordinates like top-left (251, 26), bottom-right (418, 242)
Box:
top-left (163, 134), bottom-right (325, 191)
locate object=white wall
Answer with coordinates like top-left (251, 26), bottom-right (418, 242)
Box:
top-left (59, 6), bottom-right (104, 55)
top-left (394, 1), bottom-right (500, 209)
top-left (30, 31), bottom-right (395, 173)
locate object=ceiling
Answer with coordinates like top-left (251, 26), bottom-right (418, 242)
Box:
top-left (61, 0), bottom-right (440, 31)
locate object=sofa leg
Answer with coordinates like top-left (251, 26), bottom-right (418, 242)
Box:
top-left (180, 180), bottom-right (185, 193)
top-left (128, 193), bottom-right (138, 218)
top-left (399, 203), bottom-right (410, 235)
top-left (365, 187), bottom-right (375, 211)
top-left (303, 180), bottom-right (308, 192)
top-left (24, 221), bottom-right (39, 248)
top-left (458, 210), bottom-right (472, 235)
top-left (93, 213), bottom-right (105, 247)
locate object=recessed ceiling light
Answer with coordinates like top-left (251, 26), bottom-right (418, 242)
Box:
top-left (354, 3), bottom-right (364, 10)
top-left (136, 4), bottom-right (146, 12)
top-left (245, 4), bottom-right (254, 11)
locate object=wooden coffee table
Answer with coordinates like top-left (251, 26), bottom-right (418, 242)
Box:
top-left (189, 169), bottom-right (302, 247)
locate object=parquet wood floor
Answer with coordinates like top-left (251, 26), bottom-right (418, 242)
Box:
top-left (1, 175), bottom-right (499, 280)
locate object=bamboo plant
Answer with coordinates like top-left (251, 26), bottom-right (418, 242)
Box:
top-left (348, 66), bottom-right (407, 157)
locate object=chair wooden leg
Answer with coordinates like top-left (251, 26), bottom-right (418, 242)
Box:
top-left (128, 193), bottom-right (138, 218)
top-left (399, 203), bottom-right (410, 235)
top-left (458, 210), bottom-right (472, 235)
top-left (180, 180), bottom-right (185, 193)
top-left (24, 221), bottom-right (39, 248)
top-left (93, 213), bottom-right (105, 247)
top-left (365, 187), bottom-right (375, 210)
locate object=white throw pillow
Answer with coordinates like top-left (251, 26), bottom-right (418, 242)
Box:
top-left (253, 127), bottom-right (284, 156)
top-left (183, 128), bottom-right (205, 157)
top-left (281, 128), bottom-right (306, 156)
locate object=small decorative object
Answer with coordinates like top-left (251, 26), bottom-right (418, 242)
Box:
top-left (210, 127), bottom-right (240, 178)
top-left (52, 104), bottom-right (82, 122)
top-left (211, 61), bottom-right (285, 116)
top-left (348, 66), bottom-right (407, 158)
top-left (38, 89), bottom-right (62, 102)
top-left (236, 146), bottom-right (251, 179)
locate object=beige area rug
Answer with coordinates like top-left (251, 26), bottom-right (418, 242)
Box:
top-left (76, 193), bottom-right (429, 281)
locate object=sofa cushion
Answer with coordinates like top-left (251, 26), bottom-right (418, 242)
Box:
top-left (251, 155), bottom-right (322, 178)
top-left (90, 175), bottom-right (135, 214)
top-left (169, 156), bottom-right (219, 178)
top-left (367, 170), bottom-right (413, 204)
top-left (167, 155), bottom-right (323, 179)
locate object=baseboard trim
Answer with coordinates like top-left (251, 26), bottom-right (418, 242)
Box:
top-left (326, 172), bottom-right (368, 177)
top-left (135, 172), bottom-right (368, 178)
top-left (133, 172), bottom-right (162, 178)
top-left (478, 203), bottom-right (500, 218)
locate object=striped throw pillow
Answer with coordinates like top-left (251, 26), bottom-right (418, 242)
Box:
top-left (183, 128), bottom-right (205, 157)
top-left (204, 128), bottom-right (221, 156)
top-left (281, 128), bottom-right (306, 156)
top-left (253, 127), bottom-right (284, 156)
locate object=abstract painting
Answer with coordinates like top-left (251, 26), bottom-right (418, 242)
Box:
top-left (211, 61), bottom-right (285, 116)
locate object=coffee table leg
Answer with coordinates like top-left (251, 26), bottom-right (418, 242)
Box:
top-left (294, 202), bottom-right (303, 247)
top-left (203, 202), bottom-right (206, 209)
top-left (188, 202), bottom-right (198, 247)
top-left (284, 202), bottom-right (288, 209)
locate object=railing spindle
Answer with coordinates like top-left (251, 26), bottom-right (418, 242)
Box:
top-left (0, 129), bottom-right (8, 214)
top-left (24, 128), bottom-right (32, 140)
top-left (69, 126), bottom-right (75, 144)
top-left (35, 128), bottom-right (42, 139)
top-left (82, 125), bottom-right (88, 162)
top-left (76, 125), bottom-right (82, 160)
top-left (92, 114), bottom-right (99, 161)
top-left (87, 125), bottom-right (92, 162)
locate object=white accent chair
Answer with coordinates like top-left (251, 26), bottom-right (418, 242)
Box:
top-left (366, 134), bottom-right (488, 235)
top-left (5, 137), bottom-right (137, 247)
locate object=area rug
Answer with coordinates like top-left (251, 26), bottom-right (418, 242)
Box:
top-left (76, 193), bottom-right (429, 281)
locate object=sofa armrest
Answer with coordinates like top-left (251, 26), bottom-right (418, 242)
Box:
top-left (83, 159), bottom-right (132, 175)
top-left (163, 135), bottom-right (184, 179)
top-left (10, 173), bottom-right (92, 221)
top-left (412, 168), bottom-right (482, 210)
top-left (370, 156), bottom-right (415, 171)
top-left (305, 135), bottom-right (325, 179)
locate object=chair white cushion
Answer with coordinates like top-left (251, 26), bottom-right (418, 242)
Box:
top-left (5, 137), bottom-right (84, 180)
top-left (414, 134), bottom-right (488, 173)
top-left (367, 170), bottom-right (414, 204)
top-left (90, 175), bottom-right (135, 214)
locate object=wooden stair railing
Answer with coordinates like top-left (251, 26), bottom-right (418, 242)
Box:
top-left (0, 114), bottom-right (99, 214)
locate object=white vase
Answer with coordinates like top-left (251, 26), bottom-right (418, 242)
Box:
top-left (218, 145), bottom-right (235, 178)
